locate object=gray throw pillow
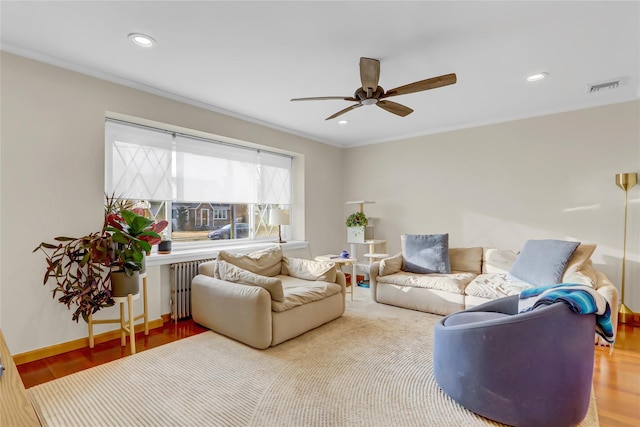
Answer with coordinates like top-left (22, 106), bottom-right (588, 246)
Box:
top-left (506, 239), bottom-right (580, 286)
top-left (401, 234), bottom-right (451, 274)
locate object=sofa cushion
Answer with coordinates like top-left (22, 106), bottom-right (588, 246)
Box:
top-left (449, 247), bottom-right (483, 274)
top-left (506, 240), bottom-right (580, 286)
top-left (563, 260), bottom-right (597, 288)
top-left (563, 271), bottom-right (595, 288)
top-left (379, 252), bottom-right (403, 277)
top-left (482, 248), bottom-right (519, 274)
top-left (198, 260), bottom-right (217, 277)
top-left (281, 256), bottom-right (337, 282)
top-left (376, 271), bottom-right (476, 295)
top-left (562, 243), bottom-right (596, 279)
top-left (218, 260), bottom-right (285, 302)
top-left (271, 275), bottom-right (342, 312)
top-left (217, 245), bottom-right (283, 277)
top-left (466, 273), bottom-right (534, 300)
top-left (401, 234), bottom-right (451, 274)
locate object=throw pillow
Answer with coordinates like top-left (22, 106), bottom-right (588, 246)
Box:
top-left (218, 260), bottom-right (284, 302)
top-left (401, 234), bottom-right (451, 274)
top-left (562, 243), bottom-right (597, 278)
top-left (482, 248), bottom-right (519, 274)
top-left (449, 247), bottom-right (483, 274)
top-left (217, 245), bottom-right (283, 277)
top-left (506, 239), bottom-right (581, 286)
top-left (281, 257), bottom-right (337, 282)
top-left (379, 252), bottom-right (403, 276)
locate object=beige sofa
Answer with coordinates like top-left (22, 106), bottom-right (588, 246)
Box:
top-left (192, 246), bottom-right (346, 349)
top-left (369, 245), bottom-right (619, 339)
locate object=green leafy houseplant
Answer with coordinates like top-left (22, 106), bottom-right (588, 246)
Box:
top-left (346, 211), bottom-right (368, 227)
top-left (34, 197), bottom-right (168, 323)
top-left (105, 209), bottom-right (167, 276)
top-left (346, 211), bottom-right (369, 243)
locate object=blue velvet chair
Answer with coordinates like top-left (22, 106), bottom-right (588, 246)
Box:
top-left (433, 295), bottom-right (595, 427)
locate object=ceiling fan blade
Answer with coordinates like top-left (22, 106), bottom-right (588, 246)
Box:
top-left (383, 73), bottom-right (457, 98)
top-left (376, 100), bottom-right (413, 117)
top-left (326, 104), bottom-right (362, 120)
top-left (360, 57), bottom-right (380, 92)
top-left (291, 96), bottom-right (358, 102)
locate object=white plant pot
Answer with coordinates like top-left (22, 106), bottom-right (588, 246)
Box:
top-left (347, 226), bottom-right (366, 243)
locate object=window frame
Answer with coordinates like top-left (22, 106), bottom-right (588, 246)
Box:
top-left (105, 115), bottom-right (297, 250)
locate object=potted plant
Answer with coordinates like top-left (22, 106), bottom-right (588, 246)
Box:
top-left (105, 209), bottom-right (163, 296)
top-left (158, 232), bottom-right (172, 254)
top-left (33, 231), bottom-right (115, 323)
top-left (346, 211), bottom-right (368, 243)
top-left (34, 196), bottom-right (168, 322)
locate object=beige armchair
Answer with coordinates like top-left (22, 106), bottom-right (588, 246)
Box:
top-left (192, 246), bottom-right (346, 349)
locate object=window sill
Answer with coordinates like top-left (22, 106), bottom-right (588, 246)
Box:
top-left (145, 240), bottom-right (309, 266)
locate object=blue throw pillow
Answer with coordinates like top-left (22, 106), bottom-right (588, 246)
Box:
top-left (507, 239), bottom-right (581, 286)
top-left (402, 234), bottom-right (451, 274)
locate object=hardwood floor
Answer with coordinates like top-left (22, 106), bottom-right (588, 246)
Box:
top-left (16, 318), bottom-right (640, 426)
top-left (593, 322), bottom-right (640, 426)
top-left (17, 319), bottom-right (208, 389)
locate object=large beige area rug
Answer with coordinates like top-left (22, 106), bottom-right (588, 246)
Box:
top-left (29, 295), bottom-right (599, 427)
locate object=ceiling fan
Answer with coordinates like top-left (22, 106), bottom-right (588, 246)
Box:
top-left (291, 57), bottom-right (457, 120)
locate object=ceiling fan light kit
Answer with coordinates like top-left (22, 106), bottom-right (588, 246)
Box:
top-left (291, 57), bottom-right (457, 120)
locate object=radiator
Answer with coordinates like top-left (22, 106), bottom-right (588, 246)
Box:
top-left (170, 259), bottom-right (214, 322)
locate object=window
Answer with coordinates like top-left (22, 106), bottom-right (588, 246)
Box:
top-left (213, 208), bottom-right (228, 220)
top-left (105, 118), bottom-right (292, 245)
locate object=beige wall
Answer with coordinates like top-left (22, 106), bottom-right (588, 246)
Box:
top-left (344, 101), bottom-right (640, 311)
top-left (0, 52), bottom-right (345, 353)
top-left (2, 50), bottom-right (638, 355)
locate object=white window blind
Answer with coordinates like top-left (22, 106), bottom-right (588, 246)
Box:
top-left (105, 119), bottom-right (292, 205)
top-left (173, 134), bottom-right (258, 203)
top-left (259, 151), bottom-right (292, 205)
top-left (105, 120), bottom-right (174, 200)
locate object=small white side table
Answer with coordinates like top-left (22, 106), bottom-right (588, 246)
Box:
top-left (349, 240), bottom-right (388, 287)
top-left (88, 274), bottom-right (149, 355)
top-left (350, 239), bottom-right (388, 265)
top-left (315, 255), bottom-right (357, 301)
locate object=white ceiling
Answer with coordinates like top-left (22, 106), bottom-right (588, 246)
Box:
top-left (2, 1), bottom-right (639, 148)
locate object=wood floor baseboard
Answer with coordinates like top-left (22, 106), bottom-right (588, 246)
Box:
top-left (13, 318), bottom-right (164, 366)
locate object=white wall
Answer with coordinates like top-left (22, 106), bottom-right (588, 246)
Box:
top-left (0, 52), bottom-right (345, 354)
top-left (344, 101), bottom-right (640, 310)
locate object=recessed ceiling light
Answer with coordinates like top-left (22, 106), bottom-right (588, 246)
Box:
top-left (128, 33), bottom-right (156, 47)
top-left (338, 120), bottom-right (349, 125)
top-left (526, 72), bottom-right (548, 82)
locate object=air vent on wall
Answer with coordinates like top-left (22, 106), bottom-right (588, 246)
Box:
top-left (587, 77), bottom-right (626, 93)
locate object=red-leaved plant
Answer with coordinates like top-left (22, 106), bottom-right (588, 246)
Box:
top-left (33, 195), bottom-right (168, 323)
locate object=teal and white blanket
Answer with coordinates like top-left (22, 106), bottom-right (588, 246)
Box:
top-left (518, 283), bottom-right (615, 346)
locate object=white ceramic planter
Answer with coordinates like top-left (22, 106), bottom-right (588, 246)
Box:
top-left (347, 226), bottom-right (366, 243)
